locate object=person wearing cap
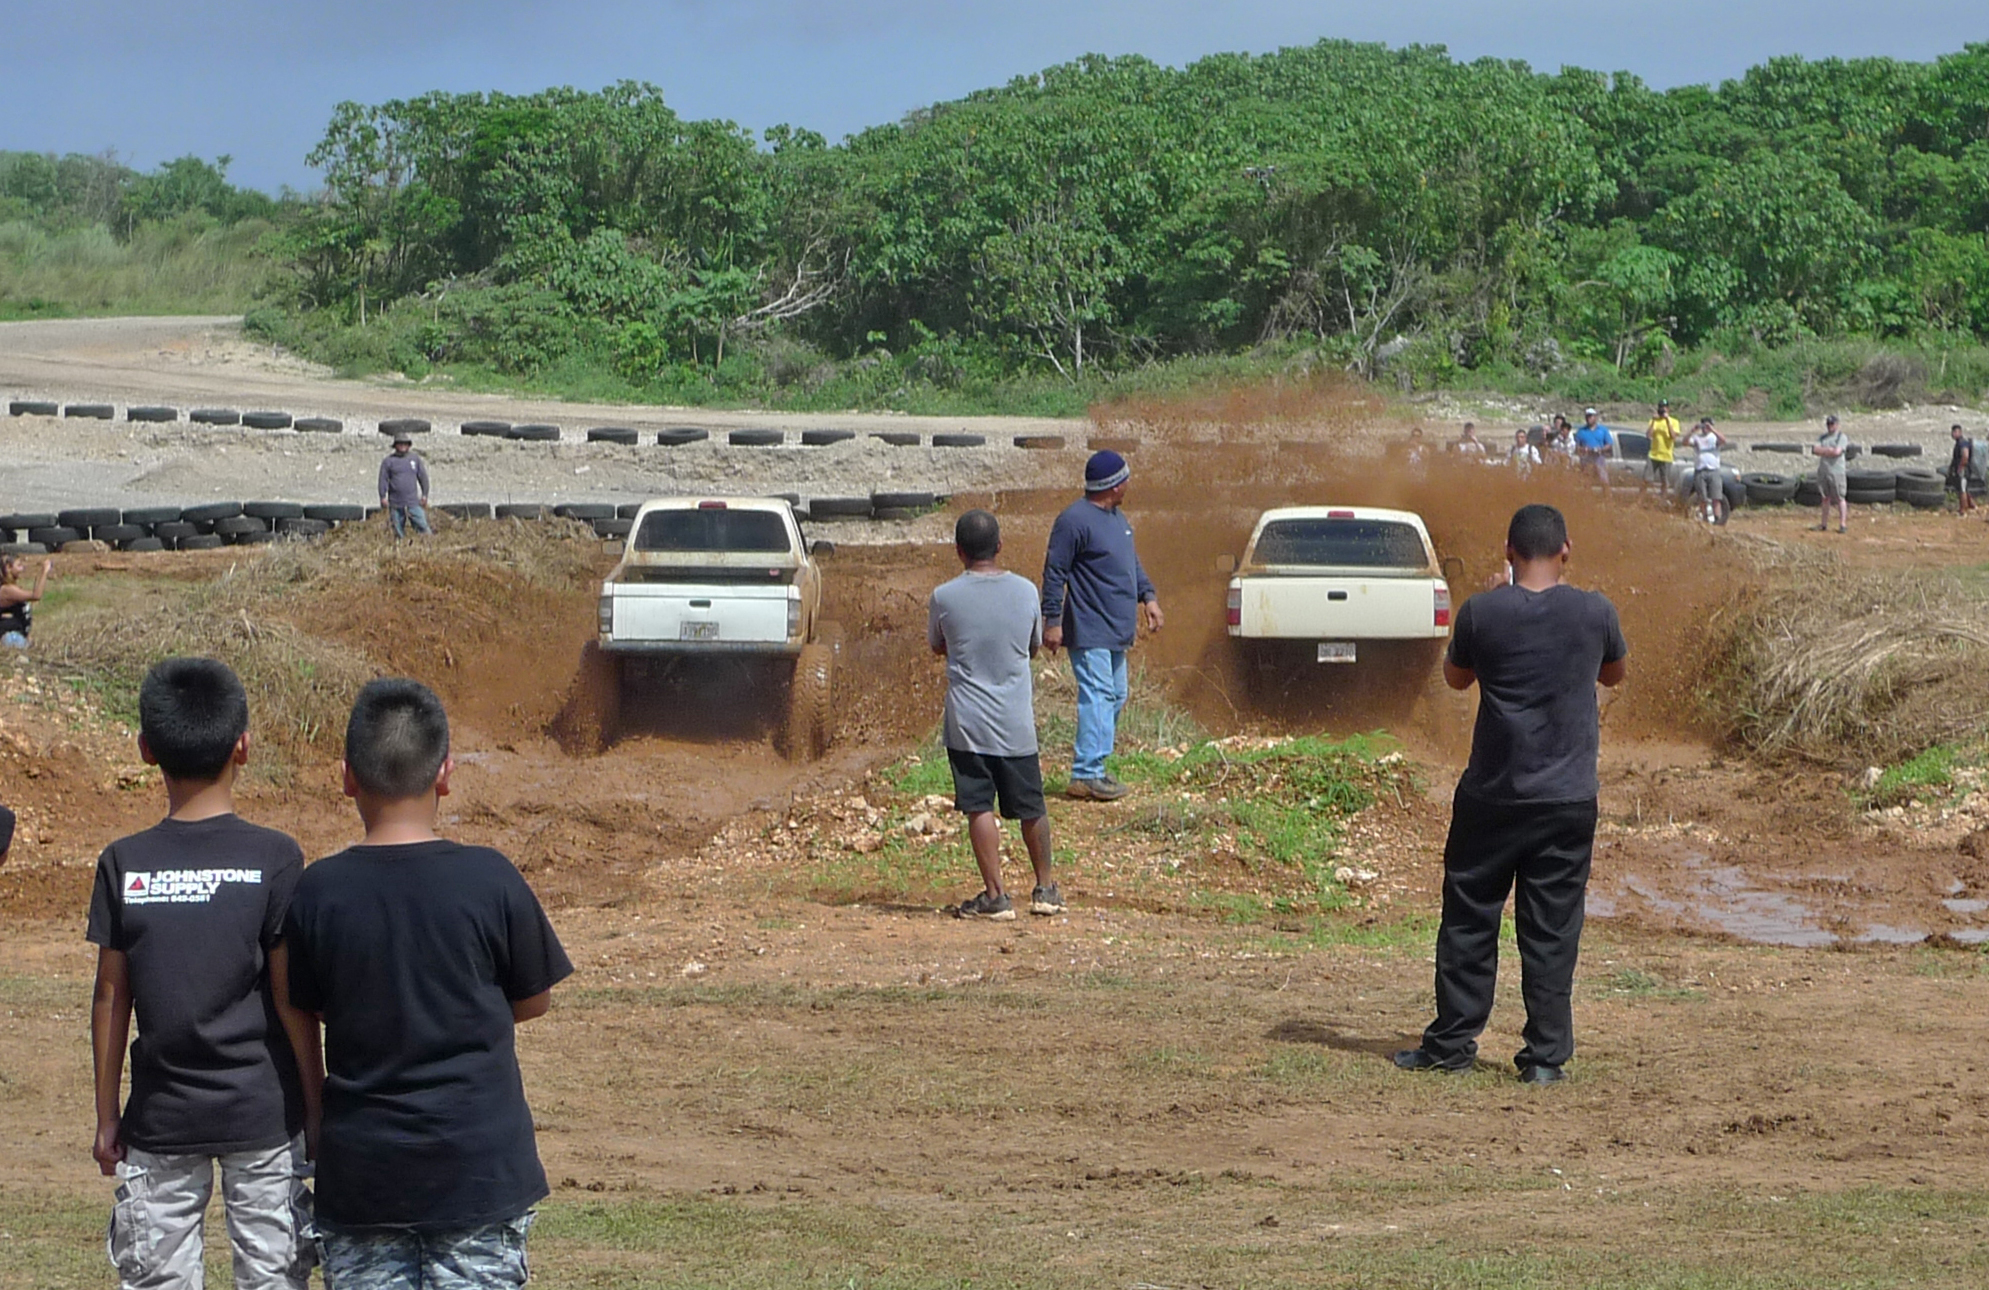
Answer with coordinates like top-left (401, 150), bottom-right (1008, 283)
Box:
top-left (1814, 415), bottom-right (1851, 532)
top-left (1948, 423), bottom-right (1977, 519)
top-left (378, 432), bottom-right (431, 538)
top-left (1645, 400), bottom-right (1680, 495)
top-left (1040, 450), bottom-right (1162, 802)
top-left (1573, 408), bottom-right (1613, 490)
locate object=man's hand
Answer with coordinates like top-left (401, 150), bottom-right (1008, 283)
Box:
top-left (1141, 599), bottom-right (1165, 633)
top-left (1042, 624), bottom-right (1063, 654)
top-left (419, 497), bottom-right (429, 509)
top-left (93, 1116), bottom-right (124, 1176)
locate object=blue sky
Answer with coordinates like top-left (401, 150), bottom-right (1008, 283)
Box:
top-left (2, 1), bottom-right (1982, 192)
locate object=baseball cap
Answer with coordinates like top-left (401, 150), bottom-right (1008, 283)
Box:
top-left (1584, 407), bottom-right (1599, 417)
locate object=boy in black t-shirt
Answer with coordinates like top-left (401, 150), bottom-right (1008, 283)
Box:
top-left (87, 658), bottom-right (315, 1290)
top-left (285, 678), bottom-right (571, 1288)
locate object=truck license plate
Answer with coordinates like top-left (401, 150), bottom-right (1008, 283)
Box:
top-left (1317, 642), bottom-right (1356, 664)
top-left (679, 622), bottom-right (720, 641)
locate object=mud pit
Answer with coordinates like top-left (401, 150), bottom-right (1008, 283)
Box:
top-left (8, 375), bottom-right (1989, 1285)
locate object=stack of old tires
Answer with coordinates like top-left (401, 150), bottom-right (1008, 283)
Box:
top-left (0, 502), bottom-right (368, 554)
top-left (1742, 472), bottom-right (1800, 505)
top-left (1893, 467), bottom-right (1947, 509)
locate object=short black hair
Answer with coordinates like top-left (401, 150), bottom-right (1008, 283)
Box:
top-left (139, 657), bottom-right (250, 780)
top-left (1507, 504), bottom-right (1569, 562)
top-left (955, 509), bottom-right (1001, 562)
top-left (345, 678), bottom-right (450, 799)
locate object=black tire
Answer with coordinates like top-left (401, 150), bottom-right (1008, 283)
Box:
top-left (244, 501), bottom-right (305, 521)
top-left (809, 497), bottom-right (873, 518)
top-left (508, 423), bottom-right (560, 441)
top-left (871, 431), bottom-right (920, 446)
top-left (1895, 467), bottom-right (1944, 488)
top-left (777, 644), bottom-right (834, 761)
top-left (870, 491), bottom-right (935, 511)
top-left (64, 403), bottom-right (114, 419)
top-left (59, 507), bottom-right (122, 530)
top-left (379, 417), bottom-right (431, 436)
top-left (213, 515), bottom-right (269, 537)
top-left (554, 502), bottom-right (616, 521)
top-left (1752, 442), bottom-right (1803, 453)
top-left (585, 426), bottom-right (639, 445)
top-left (872, 506), bottom-right (920, 521)
top-left (1845, 489), bottom-right (1896, 506)
top-left (182, 501), bottom-right (243, 523)
top-left (615, 502), bottom-right (643, 519)
top-left (231, 530), bottom-right (277, 545)
top-left (28, 526), bottom-right (80, 546)
top-left (461, 420), bottom-right (511, 438)
top-left (656, 428), bottom-right (709, 446)
top-left (495, 503), bottom-right (548, 519)
top-left (154, 521), bottom-right (199, 542)
top-left (1872, 444), bottom-right (1923, 458)
top-left (303, 504), bottom-right (366, 522)
top-left (120, 536), bottom-right (165, 552)
top-left (94, 524), bottom-right (146, 544)
top-left (932, 432), bottom-right (986, 448)
top-left (126, 406), bottom-right (179, 423)
top-left (801, 429), bottom-right (856, 446)
top-left (1845, 469), bottom-right (1897, 492)
top-left (436, 503), bottom-right (493, 520)
top-left (242, 411), bottom-right (292, 430)
top-left (294, 417), bottom-right (343, 433)
top-left (122, 506), bottom-right (182, 526)
top-left (0, 512), bottom-right (57, 529)
top-left (1845, 444), bottom-right (1865, 461)
top-left (1741, 472), bottom-right (1799, 504)
top-left (276, 517), bottom-right (332, 538)
top-left (1014, 434), bottom-right (1067, 450)
top-left (1794, 481), bottom-right (1824, 506)
top-left (189, 408), bottom-right (241, 426)
top-left (177, 533), bottom-right (225, 551)
top-left (1901, 488), bottom-right (1947, 510)
top-left (8, 400), bottom-right (58, 417)
top-left (728, 429), bottom-right (783, 446)
top-left (0, 542), bottom-right (49, 555)
top-left (593, 517), bottom-right (633, 538)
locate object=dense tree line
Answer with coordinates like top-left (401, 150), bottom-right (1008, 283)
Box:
top-left (252, 42), bottom-right (1989, 389)
top-left (0, 151), bottom-right (282, 233)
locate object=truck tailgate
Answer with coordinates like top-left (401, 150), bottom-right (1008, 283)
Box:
top-left (1239, 577), bottom-right (1442, 639)
top-left (609, 582), bottom-right (791, 644)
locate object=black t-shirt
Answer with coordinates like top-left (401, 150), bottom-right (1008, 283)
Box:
top-left (84, 815), bottom-right (306, 1154)
top-left (1448, 583), bottom-right (1628, 805)
top-left (285, 840), bottom-right (573, 1231)
top-left (0, 804), bottom-right (14, 856)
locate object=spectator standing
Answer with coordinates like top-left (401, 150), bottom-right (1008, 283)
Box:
top-left (1645, 400), bottom-right (1680, 495)
top-left (377, 432), bottom-right (431, 539)
top-left (1950, 424), bottom-right (1977, 519)
top-left (1574, 408), bottom-right (1614, 490)
top-left (1452, 423), bottom-right (1489, 459)
top-left (1041, 451), bottom-right (1163, 802)
top-left (284, 679), bottom-right (571, 1289)
top-left (1509, 430), bottom-right (1542, 476)
top-left (0, 801), bottom-right (12, 864)
top-left (1395, 505), bottom-right (1627, 1083)
top-left (87, 658), bottom-right (314, 1290)
top-left (1685, 419), bottom-right (1728, 524)
top-left (0, 554), bottom-right (50, 649)
top-left (1814, 416), bottom-right (1852, 532)
top-left (1547, 415), bottom-right (1577, 465)
top-left (929, 510), bottom-right (1062, 920)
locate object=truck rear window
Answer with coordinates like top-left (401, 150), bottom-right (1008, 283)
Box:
top-left (635, 509), bottom-right (791, 553)
top-left (1252, 519), bottom-right (1428, 568)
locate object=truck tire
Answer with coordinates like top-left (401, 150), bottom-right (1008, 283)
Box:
top-left (127, 406), bottom-right (179, 422)
top-left (294, 416), bottom-right (343, 433)
top-left (304, 504), bottom-right (366, 522)
top-left (277, 517), bottom-right (332, 538)
top-left (1751, 442), bottom-right (1802, 454)
top-left (94, 524), bottom-right (146, 545)
top-left (245, 501), bottom-right (305, 521)
top-left (154, 521), bottom-right (199, 543)
top-left (242, 411), bottom-right (292, 429)
top-left (0, 513), bottom-right (58, 530)
top-left (778, 644), bottom-right (834, 761)
top-left (183, 501), bottom-right (244, 523)
top-left (554, 502), bottom-right (616, 521)
top-left (122, 506), bottom-right (183, 526)
top-left (213, 515), bottom-right (268, 537)
top-left (870, 491), bottom-right (935, 511)
top-left (177, 533), bottom-right (225, 551)
top-left (379, 418), bottom-right (431, 436)
top-left (809, 497), bottom-right (872, 519)
top-left (1742, 472), bottom-right (1798, 504)
top-left (801, 429), bottom-right (855, 446)
top-left (508, 423), bottom-right (561, 441)
top-left (189, 408), bottom-right (241, 426)
top-left (9, 400), bottom-right (58, 417)
top-left (64, 403), bottom-right (115, 419)
top-left (616, 502), bottom-right (643, 520)
top-left (59, 507), bottom-right (123, 530)
top-left (585, 426), bottom-right (639, 445)
top-left (592, 517), bottom-right (632, 539)
top-left (656, 428), bottom-right (709, 446)
top-left (932, 433), bottom-right (985, 448)
top-left (728, 429), bottom-right (783, 446)
top-left (1871, 444), bottom-right (1923, 458)
top-left (461, 420), bottom-right (510, 437)
top-left (870, 432), bottom-right (920, 446)
top-left (121, 536), bottom-right (166, 552)
top-left (29, 527), bottom-right (81, 547)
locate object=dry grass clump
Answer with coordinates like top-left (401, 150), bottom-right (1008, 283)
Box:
top-left (1715, 542), bottom-right (1989, 763)
top-left (37, 518), bottom-right (605, 773)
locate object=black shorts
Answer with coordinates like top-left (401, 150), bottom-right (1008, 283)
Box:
top-left (947, 748), bottom-right (1047, 820)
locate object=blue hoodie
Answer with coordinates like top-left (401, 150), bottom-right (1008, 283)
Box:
top-left (1040, 498), bottom-right (1155, 651)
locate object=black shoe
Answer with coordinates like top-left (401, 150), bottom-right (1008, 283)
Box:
top-left (955, 891), bottom-right (1016, 921)
top-left (1028, 884), bottom-right (1066, 916)
top-left (1392, 1048), bottom-right (1467, 1073)
top-left (1517, 1063), bottom-right (1566, 1086)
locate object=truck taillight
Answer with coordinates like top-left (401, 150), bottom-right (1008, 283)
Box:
top-left (1434, 584), bottom-right (1451, 628)
top-left (787, 595), bottom-right (802, 638)
top-left (1226, 585), bottom-right (1242, 628)
top-left (598, 594), bottom-right (613, 635)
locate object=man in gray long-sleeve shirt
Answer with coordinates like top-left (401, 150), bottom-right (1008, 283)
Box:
top-left (378, 432), bottom-right (431, 538)
top-left (1041, 450), bottom-right (1163, 802)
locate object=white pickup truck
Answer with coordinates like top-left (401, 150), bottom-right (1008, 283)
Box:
top-left (593, 497), bottom-right (839, 758)
top-left (1224, 506), bottom-right (1452, 667)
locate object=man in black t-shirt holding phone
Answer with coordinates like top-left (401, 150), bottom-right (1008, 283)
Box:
top-left (1395, 505), bottom-right (1628, 1085)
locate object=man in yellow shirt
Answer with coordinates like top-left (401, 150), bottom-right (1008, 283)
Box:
top-left (1645, 400), bottom-right (1680, 496)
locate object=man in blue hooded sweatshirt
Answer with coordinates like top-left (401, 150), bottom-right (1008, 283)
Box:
top-left (1040, 450), bottom-right (1164, 801)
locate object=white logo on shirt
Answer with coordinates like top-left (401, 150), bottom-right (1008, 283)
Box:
top-left (123, 869), bottom-right (263, 905)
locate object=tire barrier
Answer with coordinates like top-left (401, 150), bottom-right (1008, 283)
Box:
top-left (616, 502), bottom-right (643, 520)
top-left (9, 400), bottom-right (58, 416)
top-left (933, 433), bottom-right (986, 448)
top-left (801, 429), bottom-right (856, 446)
top-left (190, 408), bottom-right (241, 426)
top-left (242, 411), bottom-right (293, 430)
top-left (65, 404), bottom-right (115, 419)
top-left (244, 501), bottom-right (305, 521)
top-left (871, 432), bottom-right (920, 446)
top-left (656, 428), bottom-right (709, 446)
top-left (294, 417), bottom-right (343, 433)
top-left (810, 497), bottom-right (873, 519)
top-left (1751, 442), bottom-right (1803, 453)
top-left (553, 502), bottom-right (616, 521)
top-left (728, 429), bottom-right (783, 446)
top-left (127, 406), bottom-right (179, 423)
top-left (378, 417), bottom-right (431, 436)
top-left (1872, 444), bottom-right (1924, 458)
top-left (585, 427), bottom-right (639, 445)
top-left (508, 423), bottom-right (560, 442)
top-left (593, 518), bottom-right (633, 539)
top-left (461, 420), bottom-right (511, 437)
top-left (1742, 472), bottom-right (1799, 504)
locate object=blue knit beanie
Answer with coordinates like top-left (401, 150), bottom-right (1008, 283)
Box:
top-left (1084, 449), bottom-right (1130, 492)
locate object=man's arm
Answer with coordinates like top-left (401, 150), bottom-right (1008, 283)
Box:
top-left (415, 458), bottom-right (430, 504)
top-left (1134, 553), bottom-right (1162, 632)
top-left (377, 459), bottom-right (391, 506)
top-left (1040, 516), bottom-right (1078, 651)
top-left (1599, 658), bottom-right (1628, 688)
top-left (928, 596), bottom-right (946, 657)
top-left (1443, 661), bottom-right (1476, 691)
top-left (512, 990), bottom-right (552, 1023)
top-left (268, 942), bottom-right (325, 1158)
top-left (90, 948), bottom-right (132, 1175)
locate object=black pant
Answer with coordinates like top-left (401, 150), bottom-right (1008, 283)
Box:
top-left (1422, 789), bottom-right (1597, 1070)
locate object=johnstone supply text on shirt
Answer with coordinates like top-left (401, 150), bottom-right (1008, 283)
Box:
top-left (123, 869), bottom-right (265, 904)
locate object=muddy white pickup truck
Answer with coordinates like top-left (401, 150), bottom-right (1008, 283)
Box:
top-left (594, 497), bottom-right (840, 758)
top-left (1224, 506), bottom-right (1452, 666)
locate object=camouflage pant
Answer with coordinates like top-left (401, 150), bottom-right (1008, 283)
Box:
top-left (106, 1135), bottom-right (314, 1290)
top-left (320, 1212), bottom-right (532, 1289)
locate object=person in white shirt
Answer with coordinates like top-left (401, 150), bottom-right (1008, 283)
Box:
top-left (1508, 429), bottom-right (1542, 475)
top-left (1453, 422), bottom-right (1489, 458)
top-left (1684, 419), bottom-right (1727, 524)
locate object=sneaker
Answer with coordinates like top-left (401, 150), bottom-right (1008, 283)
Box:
top-left (955, 890), bottom-right (1015, 921)
top-left (1064, 778), bottom-right (1096, 800)
top-left (1029, 884), bottom-right (1066, 916)
top-left (1517, 1063), bottom-right (1566, 1086)
top-left (1067, 775), bottom-right (1129, 802)
top-left (1392, 1048), bottom-right (1469, 1073)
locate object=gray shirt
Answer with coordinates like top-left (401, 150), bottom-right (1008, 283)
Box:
top-left (1815, 429), bottom-right (1848, 482)
top-left (928, 569), bottom-right (1042, 757)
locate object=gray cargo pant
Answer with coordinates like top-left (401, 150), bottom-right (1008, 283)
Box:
top-left (107, 1135), bottom-right (313, 1290)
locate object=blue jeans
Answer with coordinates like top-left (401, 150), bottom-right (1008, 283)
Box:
top-left (388, 505), bottom-right (431, 538)
top-left (1069, 647), bottom-right (1128, 781)
top-left (319, 1212), bottom-right (531, 1289)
